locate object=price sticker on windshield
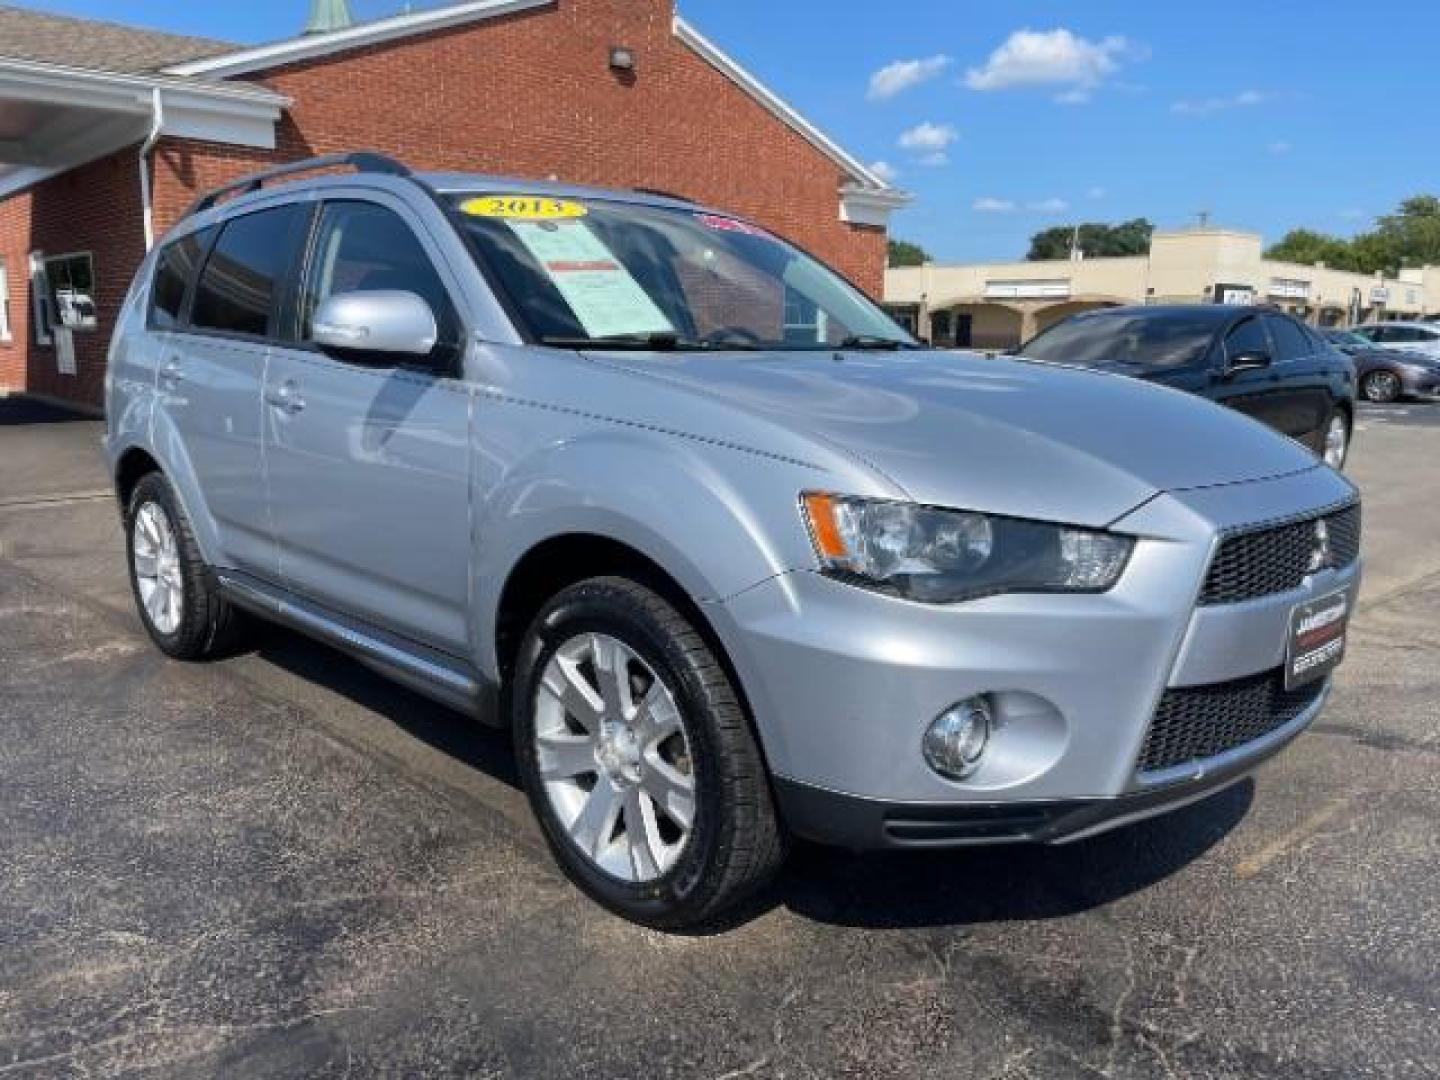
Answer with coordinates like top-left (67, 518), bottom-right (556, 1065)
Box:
top-left (461, 195), bottom-right (588, 221)
top-left (695, 213), bottom-right (772, 238)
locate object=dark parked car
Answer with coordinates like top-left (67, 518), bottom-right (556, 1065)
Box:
top-left (1019, 305), bottom-right (1356, 469)
top-left (1322, 328), bottom-right (1440, 403)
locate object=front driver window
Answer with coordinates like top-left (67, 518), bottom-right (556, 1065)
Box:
top-left (300, 201), bottom-right (458, 355)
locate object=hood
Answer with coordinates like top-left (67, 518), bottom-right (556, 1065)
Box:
top-left (587, 349), bottom-right (1321, 528)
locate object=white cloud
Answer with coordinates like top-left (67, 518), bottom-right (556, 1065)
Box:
top-left (867, 54), bottom-right (951, 101)
top-left (1087, 186), bottom-right (1107, 199)
top-left (973, 197), bottom-right (1017, 213)
top-left (898, 121), bottom-right (958, 152)
top-left (964, 29), bottom-right (1138, 93)
top-left (1171, 89), bottom-right (1267, 116)
top-left (1268, 140), bottom-right (1292, 155)
top-left (1028, 197), bottom-right (1070, 213)
top-left (1054, 88), bottom-right (1092, 105)
top-left (868, 160), bottom-right (900, 183)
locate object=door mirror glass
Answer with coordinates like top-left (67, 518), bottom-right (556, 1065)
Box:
top-left (311, 290), bottom-right (438, 359)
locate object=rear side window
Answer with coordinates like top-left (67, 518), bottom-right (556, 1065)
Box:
top-left (1223, 317), bottom-right (1269, 361)
top-left (1264, 315), bottom-right (1312, 362)
top-left (148, 227), bottom-right (213, 330)
top-left (192, 205), bottom-right (306, 338)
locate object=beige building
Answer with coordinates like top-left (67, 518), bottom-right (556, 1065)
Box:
top-left (885, 228), bottom-right (1440, 350)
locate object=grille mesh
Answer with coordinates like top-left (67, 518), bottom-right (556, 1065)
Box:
top-left (1200, 503), bottom-right (1361, 606)
top-left (1138, 668), bottom-right (1326, 774)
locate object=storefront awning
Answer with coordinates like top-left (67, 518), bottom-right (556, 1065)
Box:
top-left (0, 58), bottom-right (287, 198)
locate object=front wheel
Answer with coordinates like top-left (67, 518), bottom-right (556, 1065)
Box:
top-left (512, 576), bottom-right (785, 928)
top-left (1361, 369), bottom-right (1402, 403)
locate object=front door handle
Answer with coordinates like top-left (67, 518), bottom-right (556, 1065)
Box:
top-left (159, 357), bottom-right (183, 387)
top-left (265, 379), bottom-right (306, 415)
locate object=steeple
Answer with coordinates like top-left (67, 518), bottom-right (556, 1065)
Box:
top-left (305, 0), bottom-right (354, 34)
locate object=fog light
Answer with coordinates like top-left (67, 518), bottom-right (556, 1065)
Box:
top-left (923, 696), bottom-right (992, 780)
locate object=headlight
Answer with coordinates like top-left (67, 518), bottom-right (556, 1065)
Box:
top-left (800, 493), bottom-right (1134, 603)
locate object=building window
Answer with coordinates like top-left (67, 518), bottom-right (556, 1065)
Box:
top-left (0, 258), bottom-right (11, 341)
top-left (30, 251), bottom-right (97, 343)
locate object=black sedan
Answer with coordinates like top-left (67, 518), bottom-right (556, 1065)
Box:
top-left (1322, 328), bottom-right (1440, 403)
top-left (1019, 305), bottom-right (1356, 469)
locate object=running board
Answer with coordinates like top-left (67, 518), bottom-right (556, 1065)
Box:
top-left (213, 570), bottom-right (498, 721)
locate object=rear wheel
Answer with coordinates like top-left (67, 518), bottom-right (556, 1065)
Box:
top-left (125, 472), bottom-right (247, 659)
top-left (512, 576), bottom-right (785, 928)
top-left (1361, 369), bottom-right (1402, 403)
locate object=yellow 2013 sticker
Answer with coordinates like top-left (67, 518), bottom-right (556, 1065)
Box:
top-left (460, 195), bottom-right (588, 220)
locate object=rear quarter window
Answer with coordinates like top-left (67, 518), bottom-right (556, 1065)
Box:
top-left (147, 227), bottom-right (212, 330)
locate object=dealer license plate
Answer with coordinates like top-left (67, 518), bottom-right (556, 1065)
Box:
top-left (1285, 590), bottom-right (1349, 690)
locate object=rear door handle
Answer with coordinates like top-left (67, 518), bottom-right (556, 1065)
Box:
top-left (159, 357), bottom-right (183, 387)
top-left (265, 379), bottom-right (306, 415)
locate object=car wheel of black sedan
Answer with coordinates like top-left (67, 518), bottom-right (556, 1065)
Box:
top-left (1361, 370), bottom-right (1402, 403)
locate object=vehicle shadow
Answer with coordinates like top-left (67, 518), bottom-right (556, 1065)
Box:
top-left (243, 623), bottom-right (1252, 935)
top-left (248, 625), bottom-right (521, 789)
top-left (0, 395), bottom-right (97, 426)
top-left (769, 781), bottom-right (1252, 932)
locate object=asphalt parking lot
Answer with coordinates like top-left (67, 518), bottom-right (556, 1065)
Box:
top-left (1, 396), bottom-right (1437, 1079)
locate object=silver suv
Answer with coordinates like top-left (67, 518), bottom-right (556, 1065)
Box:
top-left (105, 154), bottom-right (1361, 927)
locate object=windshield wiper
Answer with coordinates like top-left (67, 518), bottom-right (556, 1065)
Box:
top-left (539, 332), bottom-right (707, 352)
top-left (540, 332), bottom-right (767, 352)
top-left (836, 334), bottom-right (913, 351)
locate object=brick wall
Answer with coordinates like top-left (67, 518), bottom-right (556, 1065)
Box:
top-left (0, 0), bottom-right (886, 407)
top-left (0, 150), bottom-right (148, 406)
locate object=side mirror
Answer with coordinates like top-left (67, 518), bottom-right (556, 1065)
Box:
top-left (1225, 349), bottom-right (1271, 376)
top-left (311, 290), bottom-right (438, 360)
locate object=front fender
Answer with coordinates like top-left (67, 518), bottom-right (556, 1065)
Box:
top-left (471, 427), bottom-right (828, 681)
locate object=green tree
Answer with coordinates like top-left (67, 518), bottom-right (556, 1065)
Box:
top-left (887, 239), bottom-right (930, 267)
top-left (1264, 195), bottom-right (1440, 276)
top-left (1026, 219), bottom-right (1153, 261)
top-left (1264, 229), bottom-right (1361, 271)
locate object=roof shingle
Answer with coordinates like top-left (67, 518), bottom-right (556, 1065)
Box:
top-left (0, 4), bottom-right (236, 74)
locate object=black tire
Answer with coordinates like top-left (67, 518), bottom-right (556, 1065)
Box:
top-left (512, 576), bottom-right (785, 929)
top-left (1361, 369), bottom-right (1402, 403)
top-left (125, 472), bottom-right (248, 660)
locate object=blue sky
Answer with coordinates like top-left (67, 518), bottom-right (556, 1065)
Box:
top-left (32, 0), bottom-right (1440, 261)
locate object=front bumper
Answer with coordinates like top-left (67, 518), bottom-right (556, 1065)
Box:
top-left (774, 681), bottom-right (1326, 849)
top-left (1398, 367), bottom-right (1440, 399)
top-left (712, 465), bottom-right (1359, 849)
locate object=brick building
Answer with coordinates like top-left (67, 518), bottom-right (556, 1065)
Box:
top-left (0, 0), bottom-right (907, 409)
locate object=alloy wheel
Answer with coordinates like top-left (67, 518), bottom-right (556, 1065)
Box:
top-left (132, 501), bottom-right (183, 635)
top-left (1364, 371), bottom-right (1400, 403)
top-left (532, 632), bottom-right (696, 883)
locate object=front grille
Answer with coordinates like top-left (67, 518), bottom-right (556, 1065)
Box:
top-left (1137, 668), bottom-right (1326, 774)
top-left (1200, 503), bottom-right (1361, 605)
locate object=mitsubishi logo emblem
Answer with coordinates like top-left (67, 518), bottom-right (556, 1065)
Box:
top-left (1308, 519), bottom-right (1332, 574)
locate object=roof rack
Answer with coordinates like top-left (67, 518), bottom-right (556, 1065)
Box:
top-left (182, 152), bottom-right (412, 219)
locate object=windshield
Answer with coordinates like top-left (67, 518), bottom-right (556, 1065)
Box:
top-left (1020, 310), bottom-right (1222, 370)
top-left (449, 194), bottom-right (914, 351)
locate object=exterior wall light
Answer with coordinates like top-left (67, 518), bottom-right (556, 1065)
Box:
top-left (609, 46), bottom-right (636, 73)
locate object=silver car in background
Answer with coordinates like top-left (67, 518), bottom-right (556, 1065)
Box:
top-left (1351, 320), bottom-right (1440, 358)
top-left (104, 154), bottom-right (1361, 927)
